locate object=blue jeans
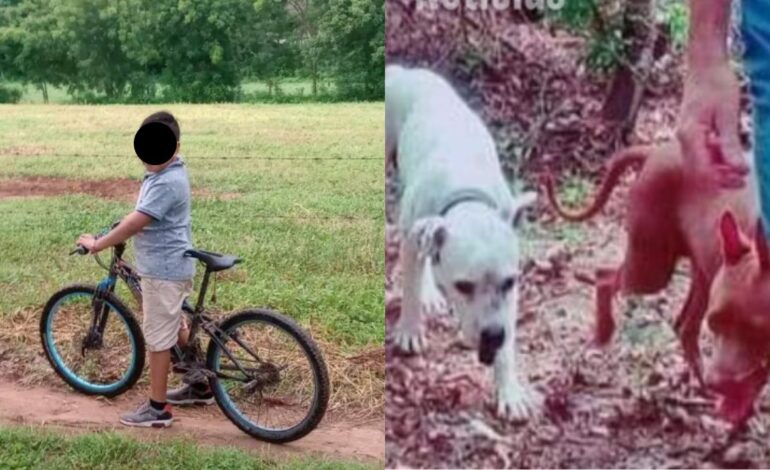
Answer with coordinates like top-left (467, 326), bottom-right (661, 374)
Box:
top-left (742, 0), bottom-right (770, 228)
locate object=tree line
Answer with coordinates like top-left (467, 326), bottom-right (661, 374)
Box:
top-left (0, 0), bottom-right (384, 103)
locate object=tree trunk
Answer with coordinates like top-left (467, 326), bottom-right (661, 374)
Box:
top-left (312, 63), bottom-right (318, 96)
top-left (40, 82), bottom-right (49, 104)
top-left (601, 0), bottom-right (656, 142)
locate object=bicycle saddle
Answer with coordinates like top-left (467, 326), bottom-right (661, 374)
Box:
top-left (184, 249), bottom-right (241, 272)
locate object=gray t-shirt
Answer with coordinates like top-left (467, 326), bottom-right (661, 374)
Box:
top-left (134, 157), bottom-right (194, 281)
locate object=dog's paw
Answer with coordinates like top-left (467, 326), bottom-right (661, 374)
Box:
top-left (494, 381), bottom-right (542, 421)
top-left (392, 325), bottom-right (427, 354)
top-left (420, 289), bottom-right (447, 316)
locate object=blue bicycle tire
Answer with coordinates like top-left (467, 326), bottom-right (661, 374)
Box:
top-left (40, 284), bottom-right (145, 397)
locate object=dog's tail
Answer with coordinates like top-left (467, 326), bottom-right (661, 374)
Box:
top-left (542, 146), bottom-right (649, 222)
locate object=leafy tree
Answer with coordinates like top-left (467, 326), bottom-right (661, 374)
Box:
top-left (0, 0), bottom-right (386, 103)
top-left (316, 0), bottom-right (384, 100)
top-left (287, 0), bottom-right (325, 95)
top-left (1, 0), bottom-right (73, 102)
top-left (245, 0), bottom-right (298, 95)
top-left (56, 0), bottom-right (154, 102)
top-left (0, 1), bottom-right (19, 78)
top-left (120, 0), bottom-right (254, 103)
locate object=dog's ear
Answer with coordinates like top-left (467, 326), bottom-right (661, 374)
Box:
top-left (409, 216), bottom-right (447, 263)
top-left (719, 211), bottom-right (750, 265)
top-left (755, 218), bottom-right (770, 272)
top-left (510, 191), bottom-right (538, 228)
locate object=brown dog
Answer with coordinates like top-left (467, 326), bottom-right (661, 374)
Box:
top-left (544, 141), bottom-right (770, 425)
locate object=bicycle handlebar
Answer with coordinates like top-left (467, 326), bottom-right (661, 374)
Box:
top-left (71, 221), bottom-right (117, 255)
top-left (71, 220), bottom-right (123, 256)
top-left (70, 245), bottom-right (89, 256)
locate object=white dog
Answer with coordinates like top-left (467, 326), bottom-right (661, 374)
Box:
top-left (386, 64), bottom-right (540, 420)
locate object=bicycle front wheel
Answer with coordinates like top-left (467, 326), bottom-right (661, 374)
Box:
top-left (206, 309), bottom-right (330, 443)
top-left (40, 284), bottom-right (145, 397)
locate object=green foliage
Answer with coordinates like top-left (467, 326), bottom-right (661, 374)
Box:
top-left (0, 0), bottom-right (384, 103)
top-left (549, 0), bottom-right (625, 71)
top-left (661, 0), bottom-right (688, 49)
top-left (288, 0), bottom-right (326, 96)
top-left (0, 83), bottom-right (21, 102)
top-left (118, 0), bottom-right (254, 102)
top-left (0, 1), bottom-right (15, 74)
top-left (316, 0), bottom-right (384, 100)
top-left (0, 0), bottom-right (74, 101)
top-left (247, 0), bottom-right (299, 89)
top-left (552, 0), bottom-right (606, 30)
top-left (243, 89), bottom-right (343, 103)
top-left (62, 1), bottom-right (155, 102)
top-left (585, 28), bottom-right (625, 72)
top-left (551, 0), bottom-right (689, 73)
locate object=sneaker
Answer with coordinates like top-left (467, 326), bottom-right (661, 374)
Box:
top-left (167, 383), bottom-right (215, 406)
top-left (119, 401), bottom-right (173, 428)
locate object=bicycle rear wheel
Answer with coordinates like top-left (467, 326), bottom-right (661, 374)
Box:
top-left (206, 309), bottom-right (329, 443)
top-left (40, 284), bottom-right (145, 397)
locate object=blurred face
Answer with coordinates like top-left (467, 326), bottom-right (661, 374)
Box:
top-left (705, 212), bottom-right (770, 424)
top-left (433, 217), bottom-right (520, 366)
top-left (143, 142), bottom-right (180, 172)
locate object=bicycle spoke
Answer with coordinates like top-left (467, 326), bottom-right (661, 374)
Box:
top-left (214, 318), bottom-right (317, 432)
top-left (49, 294), bottom-right (133, 386)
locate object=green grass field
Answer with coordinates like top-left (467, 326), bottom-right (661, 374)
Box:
top-left (5, 80), bottom-right (331, 104)
top-left (0, 426), bottom-right (377, 469)
top-left (0, 103), bottom-right (384, 348)
top-left (241, 79), bottom-right (336, 97)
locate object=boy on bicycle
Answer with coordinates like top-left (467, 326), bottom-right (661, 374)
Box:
top-left (77, 111), bottom-right (212, 428)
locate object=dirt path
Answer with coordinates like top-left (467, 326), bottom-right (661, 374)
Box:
top-left (0, 380), bottom-right (383, 464)
top-left (0, 176), bottom-right (238, 201)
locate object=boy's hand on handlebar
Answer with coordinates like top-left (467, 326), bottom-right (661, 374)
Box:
top-left (77, 234), bottom-right (102, 254)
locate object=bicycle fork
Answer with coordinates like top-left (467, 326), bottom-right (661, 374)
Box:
top-left (82, 275), bottom-right (117, 354)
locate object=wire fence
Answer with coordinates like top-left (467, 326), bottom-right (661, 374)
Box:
top-left (0, 152), bottom-right (380, 161)
top-left (1, 210), bottom-right (385, 223)
top-left (240, 213), bottom-right (384, 222)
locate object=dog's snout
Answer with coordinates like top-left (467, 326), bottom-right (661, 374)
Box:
top-left (478, 326), bottom-right (505, 365)
top-left (704, 368), bottom-right (726, 394)
top-left (481, 326), bottom-right (505, 347)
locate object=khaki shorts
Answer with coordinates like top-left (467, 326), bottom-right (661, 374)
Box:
top-left (141, 278), bottom-right (193, 352)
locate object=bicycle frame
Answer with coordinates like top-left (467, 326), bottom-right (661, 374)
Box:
top-left (89, 242), bottom-right (266, 384)
top-left (84, 242), bottom-right (138, 350)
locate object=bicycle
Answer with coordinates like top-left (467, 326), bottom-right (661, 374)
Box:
top-left (40, 224), bottom-right (330, 443)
